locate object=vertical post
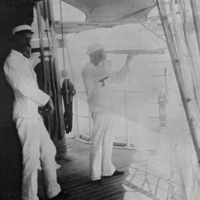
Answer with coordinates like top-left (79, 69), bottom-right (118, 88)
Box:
top-left (157, 0), bottom-right (200, 162)
top-left (124, 90), bottom-right (130, 148)
top-left (45, 0), bottom-right (75, 160)
top-left (59, 0), bottom-right (67, 77)
top-left (158, 87), bottom-right (167, 126)
top-left (36, 3), bottom-right (46, 92)
top-left (164, 67), bottom-right (168, 97)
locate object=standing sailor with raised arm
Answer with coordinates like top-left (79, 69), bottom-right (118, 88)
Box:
top-left (82, 43), bottom-right (135, 184)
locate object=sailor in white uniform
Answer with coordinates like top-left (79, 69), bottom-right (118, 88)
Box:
top-left (82, 43), bottom-right (135, 184)
top-left (4, 25), bottom-right (70, 200)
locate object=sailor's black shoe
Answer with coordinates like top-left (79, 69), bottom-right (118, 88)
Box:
top-left (103, 170), bottom-right (124, 178)
top-left (49, 191), bottom-right (71, 200)
top-left (112, 170), bottom-right (124, 176)
top-left (90, 179), bottom-right (103, 185)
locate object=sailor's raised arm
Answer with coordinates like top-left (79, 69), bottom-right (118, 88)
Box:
top-left (110, 53), bottom-right (135, 83)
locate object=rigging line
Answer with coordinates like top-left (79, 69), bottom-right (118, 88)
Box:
top-left (157, 0), bottom-right (186, 98)
top-left (187, 50), bottom-right (200, 119)
top-left (164, 12), bottom-right (186, 94)
top-left (140, 22), bottom-right (166, 43)
top-left (148, 29), bottom-right (162, 49)
top-left (168, 25), bottom-right (187, 95)
top-left (59, 0), bottom-right (67, 78)
top-left (65, 40), bottom-right (75, 85)
top-left (157, 0), bottom-right (200, 163)
top-left (177, 0), bottom-right (185, 22)
top-left (177, 0), bottom-right (200, 116)
top-left (170, 0), bottom-right (188, 93)
top-left (176, 0), bottom-right (200, 94)
top-left (142, 17), bottom-right (163, 49)
top-left (58, 1), bottom-right (79, 136)
top-left (190, 0), bottom-right (200, 57)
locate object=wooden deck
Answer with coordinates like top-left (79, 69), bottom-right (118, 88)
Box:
top-left (38, 139), bottom-right (187, 200)
top-left (0, 131), bottom-right (188, 200)
top-left (38, 139), bottom-right (134, 200)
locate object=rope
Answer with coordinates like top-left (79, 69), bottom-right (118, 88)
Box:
top-left (140, 22), bottom-right (166, 43)
top-left (59, 0), bottom-right (78, 134)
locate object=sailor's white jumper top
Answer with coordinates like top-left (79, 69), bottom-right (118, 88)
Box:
top-left (4, 50), bottom-right (49, 120)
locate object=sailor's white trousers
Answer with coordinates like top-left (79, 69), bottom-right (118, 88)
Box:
top-left (16, 117), bottom-right (61, 200)
top-left (89, 112), bottom-right (116, 180)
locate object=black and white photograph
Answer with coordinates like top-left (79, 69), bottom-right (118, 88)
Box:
top-left (0, 0), bottom-right (200, 200)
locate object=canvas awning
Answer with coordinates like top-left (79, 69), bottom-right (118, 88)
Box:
top-left (54, 0), bottom-right (156, 34)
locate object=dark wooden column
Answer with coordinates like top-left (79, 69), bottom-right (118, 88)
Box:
top-left (0, 1), bottom-right (36, 199)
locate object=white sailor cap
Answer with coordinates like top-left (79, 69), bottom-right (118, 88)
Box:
top-left (86, 43), bottom-right (104, 55)
top-left (12, 25), bottom-right (33, 35)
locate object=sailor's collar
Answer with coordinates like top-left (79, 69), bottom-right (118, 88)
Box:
top-left (10, 49), bottom-right (25, 59)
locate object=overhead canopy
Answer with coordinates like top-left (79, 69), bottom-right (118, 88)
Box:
top-left (54, 0), bottom-right (156, 34)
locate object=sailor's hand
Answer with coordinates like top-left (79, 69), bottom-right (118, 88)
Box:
top-left (30, 53), bottom-right (40, 68)
top-left (43, 98), bottom-right (54, 115)
top-left (126, 53), bottom-right (135, 65)
top-left (101, 60), bottom-right (112, 70)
